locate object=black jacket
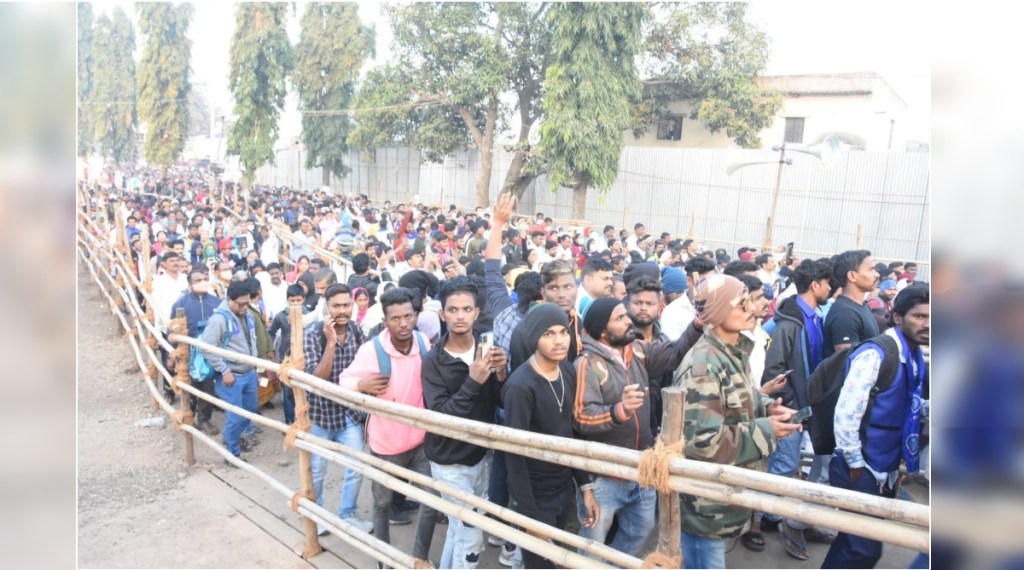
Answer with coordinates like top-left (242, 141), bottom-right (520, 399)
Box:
top-left (421, 333), bottom-right (501, 466)
top-left (763, 296), bottom-right (818, 409)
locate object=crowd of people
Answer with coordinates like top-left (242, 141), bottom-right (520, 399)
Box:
top-left (82, 165), bottom-right (929, 570)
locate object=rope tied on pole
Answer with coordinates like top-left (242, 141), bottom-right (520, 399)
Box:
top-left (640, 551), bottom-right (682, 569)
top-left (171, 409), bottom-right (194, 431)
top-left (637, 437), bottom-right (685, 493)
top-left (283, 400), bottom-right (311, 451)
top-left (277, 356), bottom-right (296, 388)
top-left (290, 491), bottom-right (315, 513)
top-left (413, 558), bottom-right (434, 569)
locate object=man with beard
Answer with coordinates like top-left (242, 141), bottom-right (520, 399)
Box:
top-left (572, 297), bottom-right (695, 558)
top-left (671, 274), bottom-right (801, 568)
top-left (626, 275), bottom-right (704, 435)
top-left (823, 285), bottom-right (930, 568)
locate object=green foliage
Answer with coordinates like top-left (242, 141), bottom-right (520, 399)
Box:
top-left (639, 3), bottom-right (782, 148)
top-left (540, 2), bottom-right (649, 192)
top-left (187, 84), bottom-right (211, 137)
top-left (227, 3), bottom-right (294, 181)
top-left (137, 2), bottom-right (193, 172)
top-left (77, 2), bottom-right (94, 157)
top-left (294, 2), bottom-right (374, 180)
top-left (90, 7), bottom-right (137, 165)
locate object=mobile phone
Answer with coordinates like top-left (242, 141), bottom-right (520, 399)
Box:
top-left (480, 332), bottom-right (494, 354)
top-left (789, 406), bottom-right (813, 424)
top-left (785, 242), bottom-right (795, 265)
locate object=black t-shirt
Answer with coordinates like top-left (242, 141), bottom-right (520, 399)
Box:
top-left (823, 295), bottom-right (880, 357)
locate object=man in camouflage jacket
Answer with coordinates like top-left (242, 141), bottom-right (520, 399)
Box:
top-left (672, 274), bottom-right (801, 568)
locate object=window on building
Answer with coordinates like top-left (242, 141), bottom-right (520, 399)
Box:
top-left (657, 116), bottom-right (683, 141)
top-left (784, 117), bottom-right (805, 144)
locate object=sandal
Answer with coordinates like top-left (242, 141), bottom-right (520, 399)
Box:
top-left (740, 531), bottom-right (766, 552)
top-left (782, 523), bottom-right (809, 561)
top-left (805, 527), bottom-right (837, 544)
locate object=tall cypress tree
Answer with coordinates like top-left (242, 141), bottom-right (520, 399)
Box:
top-left (294, 3), bottom-right (374, 187)
top-left (137, 2), bottom-right (193, 176)
top-left (227, 3), bottom-right (294, 189)
top-left (77, 2), bottom-right (94, 158)
top-left (90, 6), bottom-right (138, 165)
top-left (540, 2), bottom-right (649, 220)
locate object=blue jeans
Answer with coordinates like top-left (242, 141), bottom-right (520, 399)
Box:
top-left (281, 385), bottom-right (296, 424)
top-left (431, 459), bottom-right (489, 569)
top-left (681, 531), bottom-right (726, 569)
top-left (311, 421), bottom-right (365, 519)
top-left (214, 370), bottom-right (258, 456)
top-left (577, 477), bottom-right (657, 559)
top-left (822, 452), bottom-right (896, 568)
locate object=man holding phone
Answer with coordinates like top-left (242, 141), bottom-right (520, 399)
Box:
top-left (572, 297), bottom-right (697, 559)
top-left (421, 278), bottom-right (507, 568)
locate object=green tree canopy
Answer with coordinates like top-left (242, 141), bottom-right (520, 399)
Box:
top-left (638, 2), bottom-right (782, 148)
top-left (540, 2), bottom-right (650, 220)
top-left (77, 2), bottom-right (94, 158)
top-left (227, 3), bottom-right (294, 187)
top-left (136, 2), bottom-right (193, 175)
top-left (90, 7), bottom-right (138, 165)
top-left (294, 2), bottom-right (374, 186)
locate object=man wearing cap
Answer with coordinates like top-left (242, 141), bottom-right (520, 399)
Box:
top-left (503, 303), bottom-right (598, 569)
top-left (868, 279), bottom-right (898, 331)
top-left (572, 296), bottom-right (695, 558)
top-left (465, 220), bottom-right (488, 259)
top-left (660, 266), bottom-right (697, 341)
top-left (671, 274), bottom-right (802, 568)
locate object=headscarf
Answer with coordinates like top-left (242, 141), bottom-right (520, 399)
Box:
top-left (296, 271), bottom-right (319, 314)
top-left (352, 287), bottom-right (370, 325)
top-left (693, 274), bottom-right (747, 327)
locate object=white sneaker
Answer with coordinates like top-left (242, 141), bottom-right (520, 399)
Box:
top-left (342, 516), bottom-right (374, 534)
top-left (488, 534), bottom-right (506, 547)
top-left (498, 544), bottom-right (517, 567)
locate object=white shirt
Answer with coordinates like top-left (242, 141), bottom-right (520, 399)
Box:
top-left (555, 245), bottom-right (574, 262)
top-left (260, 233), bottom-right (280, 265)
top-left (660, 294), bottom-right (697, 341)
top-left (257, 273), bottom-right (289, 317)
top-left (152, 271), bottom-right (189, 332)
top-left (290, 230), bottom-right (315, 261)
top-left (740, 324), bottom-right (770, 385)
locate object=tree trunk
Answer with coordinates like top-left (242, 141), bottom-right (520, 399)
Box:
top-left (476, 138), bottom-right (493, 208)
top-left (572, 177), bottom-right (588, 221)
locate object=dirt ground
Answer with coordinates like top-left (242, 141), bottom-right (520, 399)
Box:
top-left (77, 265), bottom-right (926, 569)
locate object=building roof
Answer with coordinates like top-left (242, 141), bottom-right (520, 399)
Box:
top-left (756, 72), bottom-right (907, 107)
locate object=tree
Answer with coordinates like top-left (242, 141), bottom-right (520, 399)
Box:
top-left (227, 3), bottom-right (294, 189)
top-left (78, 2), bottom-right (94, 158)
top-left (637, 3), bottom-right (782, 148)
top-left (90, 7), bottom-right (138, 166)
top-left (187, 83), bottom-right (211, 137)
top-left (294, 2), bottom-right (374, 187)
top-left (137, 2), bottom-right (193, 176)
top-left (540, 2), bottom-right (650, 220)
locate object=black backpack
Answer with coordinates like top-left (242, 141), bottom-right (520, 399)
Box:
top-left (806, 334), bottom-right (901, 455)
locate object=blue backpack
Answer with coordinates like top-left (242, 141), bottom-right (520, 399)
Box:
top-left (189, 309), bottom-right (238, 382)
top-left (372, 331), bottom-right (428, 377)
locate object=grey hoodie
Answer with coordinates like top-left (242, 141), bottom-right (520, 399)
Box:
top-left (198, 300), bottom-right (259, 375)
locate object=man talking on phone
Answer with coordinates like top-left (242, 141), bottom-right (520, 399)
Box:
top-left (571, 297), bottom-right (696, 559)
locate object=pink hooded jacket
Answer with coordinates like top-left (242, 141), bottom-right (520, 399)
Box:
top-left (339, 329), bottom-right (431, 455)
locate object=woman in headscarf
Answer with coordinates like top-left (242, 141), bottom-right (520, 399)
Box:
top-left (351, 287), bottom-right (371, 326)
top-left (295, 271), bottom-right (320, 315)
top-left (286, 255), bottom-right (310, 284)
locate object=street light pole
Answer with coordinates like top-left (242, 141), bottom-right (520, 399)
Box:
top-left (764, 144), bottom-right (788, 251)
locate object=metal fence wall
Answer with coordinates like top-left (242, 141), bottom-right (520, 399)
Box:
top-left (254, 145), bottom-right (930, 279)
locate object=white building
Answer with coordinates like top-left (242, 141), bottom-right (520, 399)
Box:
top-left (628, 72), bottom-right (921, 152)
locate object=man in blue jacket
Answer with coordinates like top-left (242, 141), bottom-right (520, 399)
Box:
top-left (823, 285), bottom-right (929, 568)
top-left (169, 268), bottom-right (222, 435)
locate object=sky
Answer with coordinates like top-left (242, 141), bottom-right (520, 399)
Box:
top-left (88, 1), bottom-right (930, 142)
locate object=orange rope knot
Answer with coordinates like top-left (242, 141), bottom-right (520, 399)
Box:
top-left (640, 551), bottom-right (682, 569)
top-left (171, 410), bottom-right (193, 431)
top-left (290, 491), bottom-right (315, 513)
top-left (413, 559), bottom-right (434, 569)
top-left (637, 437), bottom-right (685, 494)
top-left (277, 358), bottom-right (294, 388)
top-left (283, 416), bottom-right (311, 451)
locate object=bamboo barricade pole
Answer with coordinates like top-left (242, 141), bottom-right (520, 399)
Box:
top-left (78, 245), bottom-right (416, 570)
top-left (856, 223), bottom-right (864, 249)
top-left (165, 333), bottom-right (930, 547)
top-left (656, 387), bottom-right (684, 562)
top-left (288, 308), bottom-right (322, 559)
top-left (170, 309), bottom-right (196, 465)
top-left (292, 439), bottom-right (618, 570)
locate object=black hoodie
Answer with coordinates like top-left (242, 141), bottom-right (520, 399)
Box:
top-left (421, 332), bottom-right (502, 466)
top-left (763, 296), bottom-right (820, 410)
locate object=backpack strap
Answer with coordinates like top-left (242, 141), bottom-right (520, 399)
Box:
top-left (373, 335), bottom-right (391, 377)
top-left (414, 331), bottom-right (428, 357)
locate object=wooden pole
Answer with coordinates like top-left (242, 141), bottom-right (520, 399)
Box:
top-left (764, 146), bottom-right (787, 251)
top-left (289, 308), bottom-right (322, 558)
top-left (688, 212), bottom-right (696, 240)
top-left (170, 309), bottom-right (196, 465)
top-left (656, 387), bottom-right (684, 560)
top-left (856, 223), bottom-right (863, 249)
